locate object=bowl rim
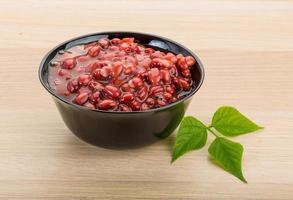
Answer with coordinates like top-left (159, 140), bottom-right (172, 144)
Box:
top-left (39, 31), bottom-right (205, 114)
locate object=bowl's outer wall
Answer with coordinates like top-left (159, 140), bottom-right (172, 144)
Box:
top-left (40, 32), bottom-right (204, 149)
top-left (54, 97), bottom-right (190, 149)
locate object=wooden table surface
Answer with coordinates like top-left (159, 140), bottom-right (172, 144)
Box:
top-left (1, 0), bottom-right (293, 199)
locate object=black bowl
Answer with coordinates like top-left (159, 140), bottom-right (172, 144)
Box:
top-left (39, 32), bottom-right (204, 149)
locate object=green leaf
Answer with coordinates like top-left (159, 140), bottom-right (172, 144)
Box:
top-left (211, 106), bottom-right (263, 136)
top-left (171, 116), bottom-right (207, 163)
top-left (208, 137), bottom-right (247, 183)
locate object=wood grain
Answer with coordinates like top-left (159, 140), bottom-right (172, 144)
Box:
top-left (0, 0), bottom-right (293, 199)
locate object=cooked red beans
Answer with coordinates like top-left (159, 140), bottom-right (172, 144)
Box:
top-left (48, 37), bottom-right (196, 111)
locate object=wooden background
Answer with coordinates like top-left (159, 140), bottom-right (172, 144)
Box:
top-left (0, 0), bottom-right (293, 199)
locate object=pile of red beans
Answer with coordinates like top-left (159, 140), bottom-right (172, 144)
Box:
top-left (48, 37), bottom-right (196, 111)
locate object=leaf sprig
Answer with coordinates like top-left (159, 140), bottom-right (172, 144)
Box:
top-left (171, 106), bottom-right (263, 183)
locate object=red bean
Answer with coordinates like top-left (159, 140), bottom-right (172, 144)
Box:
top-left (140, 58), bottom-right (152, 69)
top-left (120, 92), bottom-right (134, 103)
top-left (129, 77), bottom-right (143, 89)
top-left (160, 69), bottom-right (171, 84)
top-left (157, 99), bottom-right (167, 107)
top-left (100, 67), bottom-right (110, 78)
top-left (170, 96), bottom-right (178, 103)
top-left (137, 71), bottom-right (147, 79)
top-left (104, 85), bottom-right (120, 99)
top-left (141, 103), bottom-right (149, 110)
top-left (132, 45), bottom-right (141, 54)
top-left (75, 92), bottom-right (89, 105)
top-left (87, 61), bottom-right (103, 73)
top-left (145, 97), bottom-right (155, 107)
top-left (163, 92), bottom-right (173, 101)
top-left (118, 51), bottom-right (126, 57)
top-left (121, 83), bottom-right (132, 92)
top-left (165, 85), bottom-right (175, 94)
top-left (109, 46), bottom-right (119, 51)
top-left (177, 57), bottom-right (188, 70)
top-left (172, 77), bottom-right (181, 90)
top-left (124, 64), bottom-right (136, 74)
top-left (185, 56), bottom-right (196, 67)
top-left (120, 42), bottom-right (130, 51)
top-left (58, 69), bottom-right (68, 77)
top-left (103, 52), bottom-right (115, 60)
top-left (165, 52), bottom-right (177, 64)
top-left (130, 43), bottom-right (139, 52)
top-left (88, 46), bottom-right (101, 57)
top-left (92, 69), bottom-right (102, 80)
top-left (98, 38), bottom-right (110, 48)
top-left (111, 38), bottom-right (121, 45)
top-left (151, 51), bottom-right (165, 59)
top-left (144, 48), bottom-right (154, 54)
top-left (176, 54), bottom-right (184, 59)
top-left (148, 68), bottom-right (161, 85)
top-left (78, 74), bottom-right (92, 86)
top-left (179, 78), bottom-right (190, 91)
top-left (137, 86), bottom-right (148, 101)
top-left (122, 37), bottom-right (135, 43)
top-left (151, 58), bottom-right (172, 69)
top-left (110, 61), bottom-right (123, 77)
top-left (88, 81), bottom-right (104, 91)
top-left (78, 86), bottom-right (91, 94)
top-left (130, 101), bottom-right (141, 111)
top-left (97, 99), bottom-right (117, 110)
top-left (181, 69), bottom-right (191, 77)
top-left (149, 86), bottom-right (164, 96)
top-left (67, 79), bottom-right (79, 93)
top-left (89, 91), bottom-right (100, 103)
top-left (126, 56), bottom-right (137, 65)
top-left (119, 104), bottom-right (131, 111)
top-left (62, 58), bottom-right (76, 69)
top-left (136, 54), bottom-right (144, 62)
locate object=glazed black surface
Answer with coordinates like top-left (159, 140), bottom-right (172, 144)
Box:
top-left (39, 32), bottom-right (204, 149)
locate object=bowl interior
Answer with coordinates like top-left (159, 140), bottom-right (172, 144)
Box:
top-left (39, 31), bottom-right (204, 113)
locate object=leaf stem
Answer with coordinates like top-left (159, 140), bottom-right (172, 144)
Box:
top-left (206, 125), bottom-right (220, 138)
